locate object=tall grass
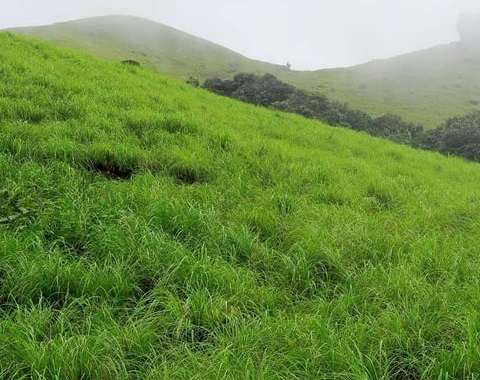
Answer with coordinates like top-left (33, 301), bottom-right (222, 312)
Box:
top-left (2, 32), bottom-right (480, 378)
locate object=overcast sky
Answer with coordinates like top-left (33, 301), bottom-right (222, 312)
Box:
top-left (2, 0), bottom-right (479, 70)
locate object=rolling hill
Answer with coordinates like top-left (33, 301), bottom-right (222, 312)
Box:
top-left (8, 15), bottom-right (288, 84)
top-left (9, 15), bottom-right (480, 128)
top-left (3, 31), bottom-right (480, 378)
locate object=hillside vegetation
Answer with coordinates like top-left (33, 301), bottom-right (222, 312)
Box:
top-left (202, 72), bottom-right (480, 163)
top-left (3, 32), bottom-right (480, 379)
top-left (10, 15), bottom-right (480, 128)
top-left (8, 15), bottom-right (287, 84)
top-left (314, 44), bottom-right (480, 128)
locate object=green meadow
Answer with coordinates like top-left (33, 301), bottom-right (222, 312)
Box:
top-left (3, 32), bottom-right (480, 379)
top-left (11, 15), bottom-right (480, 128)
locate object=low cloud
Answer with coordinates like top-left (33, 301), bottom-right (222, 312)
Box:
top-left (457, 12), bottom-right (480, 55)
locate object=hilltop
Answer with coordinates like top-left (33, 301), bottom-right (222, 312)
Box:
top-left (2, 32), bottom-right (480, 378)
top-left (9, 15), bottom-right (480, 128)
top-left (8, 15), bottom-right (286, 81)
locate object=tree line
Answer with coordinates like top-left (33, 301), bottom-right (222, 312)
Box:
top-left (200, 73), bottom-right (480, 162)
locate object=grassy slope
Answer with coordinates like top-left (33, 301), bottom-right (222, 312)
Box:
top-left (309, 44), bottom-right (480, 127)
top-left (2, 32), bottom-right (480, 378)
top-left (10, 15), bottom-right (480, 128)
top-left (8, 15), bottom-right (288, 83)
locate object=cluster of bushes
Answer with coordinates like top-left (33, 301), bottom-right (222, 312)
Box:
top-left (420, 110), bottom-right (480, 161)
top-left (201, 73), bottom-right (480, 163)
top-left (202, 73), bottom-right (423, 145)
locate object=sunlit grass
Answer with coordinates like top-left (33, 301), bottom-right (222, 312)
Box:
top-left (2, 32), bottom-right (480, 378)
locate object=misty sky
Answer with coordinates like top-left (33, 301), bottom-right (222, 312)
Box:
top-left (2, 0), bottom-right (479, 70)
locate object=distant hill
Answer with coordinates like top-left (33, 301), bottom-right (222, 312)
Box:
top-left (314, 43), bottom-right (480, 128)
top-left (10, 15), bottom-right (480, 128)
top-left (8, 15), bottom-right (287, 81)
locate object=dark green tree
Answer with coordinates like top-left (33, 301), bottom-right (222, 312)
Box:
top-left (420, 110), bottom-right (480, 160)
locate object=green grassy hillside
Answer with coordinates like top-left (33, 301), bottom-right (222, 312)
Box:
top-left (3, 32), bottom-right (480, 378)
top-left (10, 15), bottom-right (480, 128)
top-left (310, 43), bottom-right (480, 128)
top-left (8, 15), bottom-right (287, 83)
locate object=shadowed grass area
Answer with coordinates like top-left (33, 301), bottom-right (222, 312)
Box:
top-left (2, 32), bottom-right (480, 378)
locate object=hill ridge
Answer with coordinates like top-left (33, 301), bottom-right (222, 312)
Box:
top-left (9, 15), bottom-right (480, 127)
